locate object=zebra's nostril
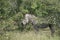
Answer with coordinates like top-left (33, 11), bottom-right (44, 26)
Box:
top-left (21, 22), bottom-right (23, 26)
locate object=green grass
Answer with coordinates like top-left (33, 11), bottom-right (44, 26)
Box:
top-left (0, 31), bottom-right (60, 40)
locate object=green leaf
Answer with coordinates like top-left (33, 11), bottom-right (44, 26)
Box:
top-left (31, 2), bottom-right (37, 9)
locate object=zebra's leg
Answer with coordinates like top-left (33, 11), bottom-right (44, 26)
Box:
top-left (49, 24), bottom-right (55, 36)
top-left (33, 25), bottom-right (39, 34)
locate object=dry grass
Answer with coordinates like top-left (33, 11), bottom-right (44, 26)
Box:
top-left (0, 31), bottom-right (59, 40)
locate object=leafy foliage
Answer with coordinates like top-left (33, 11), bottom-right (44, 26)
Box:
top-left (0, 0), bottom-right (60, 32)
